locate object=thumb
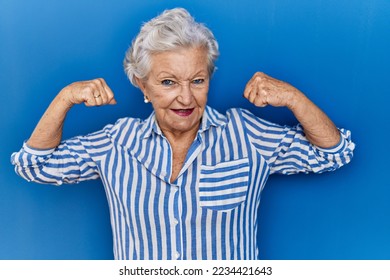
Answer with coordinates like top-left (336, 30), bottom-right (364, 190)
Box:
top-left (108, 98), bottom-right (117, 105)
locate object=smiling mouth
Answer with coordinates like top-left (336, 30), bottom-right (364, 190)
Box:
top-left (171, 108), bottom-right (194, 117)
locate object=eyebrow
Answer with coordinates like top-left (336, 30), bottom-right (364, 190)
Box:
top-left (156, 70), bottom-right (208, 80)
top-left (156, 71), bottom-right (177, 78)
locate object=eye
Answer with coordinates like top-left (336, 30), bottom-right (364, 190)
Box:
top-left (192, 79), bottom-right (205, 85)
top-left (161, 79), bottom-right (175, 86)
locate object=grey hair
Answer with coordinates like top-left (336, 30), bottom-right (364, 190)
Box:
top-left (123, 8), bottom-right (219, 87)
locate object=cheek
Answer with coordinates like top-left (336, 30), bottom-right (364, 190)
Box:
top-left (196, 88), bottom-right (209, 105)
top-left (152, 94), bottom-right (176, 107)
top-left (151, 93), bottom-right (177, 110)
top-left (145, 86), bottom-right (172, 107)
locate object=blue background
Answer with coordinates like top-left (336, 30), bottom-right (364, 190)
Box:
top-left (1, 0), bottom-right (389, 259)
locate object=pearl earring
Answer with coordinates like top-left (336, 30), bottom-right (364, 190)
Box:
top-left (144, 96), bottom-right (150, 103)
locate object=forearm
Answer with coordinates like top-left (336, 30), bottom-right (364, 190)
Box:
top-left (288, 91), bottom-right (340, 148)
top-left (26, 78), bottom-right (116, 150)
top-left (27, 90), bottom-right (72, 149)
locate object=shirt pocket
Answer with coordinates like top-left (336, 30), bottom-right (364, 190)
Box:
top-left (199, 157), bottom-right (250, 211)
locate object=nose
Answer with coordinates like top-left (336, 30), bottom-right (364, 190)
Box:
top-left (178, 83), bottom-right (193, 105)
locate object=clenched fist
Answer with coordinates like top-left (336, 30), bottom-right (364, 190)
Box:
top-left (60, 78), bottom-right (117, 108)
top-left (243, 72), bottom-right (302, 109)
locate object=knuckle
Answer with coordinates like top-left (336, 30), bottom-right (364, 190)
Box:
top-left (88, 78), bottom-right (102, 89)
top-left (254, 72), bottom-right (265, 82)
top-left (85, 82), bottom-right (96, 91)
top-left (95, 78), bottom-right (106, 85)
top-left (255, 71), bottom-right (265, 77)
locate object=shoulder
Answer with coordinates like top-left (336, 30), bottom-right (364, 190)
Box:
top-left (224, 107), bottom-right (267, 126)
top-left (207, 106), bottom-right (249, 122)
top-left (98, 116), bottom-right (147, 147)
top-left (223, 107), bottom-right (294, 136)
top-left (206, 107), bottom-right (262, 128)
top-left (100, 116), bottom-right (140, 134)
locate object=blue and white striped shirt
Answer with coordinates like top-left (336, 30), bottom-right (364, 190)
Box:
top-left (11, 106), bottom-right (355, 259)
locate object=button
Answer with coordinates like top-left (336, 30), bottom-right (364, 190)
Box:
top-left (175, 252), bottom-right (180, 259)
top-left (173, 219), bottom-right (179, 225)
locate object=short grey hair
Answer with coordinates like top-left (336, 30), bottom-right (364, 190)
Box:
top-left (123, 8), bottom-right (219, 87)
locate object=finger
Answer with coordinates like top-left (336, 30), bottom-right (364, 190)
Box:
top-left (247, 88), bottom-right (258, 104)
top-left (252, 77), bottom-right (267, 106)
top-left (244, 80), bottom-right (264, 106)
top-left (243, 78), bottom-right (254, 99)
top-left (80, 89), bottom-right (95, 106)
top-left (93, 94), bottom-right (104, 106)
top-left (83, 87), bottom-right (103, 107)
top-left (255, 89), bottom-right (268, 107)
top-left (103, 85), bottom-right (116, 105)
top-left (252, 77), bottom-right (270, 107)
top-left (84, 94), bottom-right (98, 106)
top-left (96, 78), bottom-right (116, 105)
top-left (244, 72), bottom-right (266, 102)
top-left (243, 84), bottom-right (251, 99)
top-left (88, 78), bottom-right (106, 105)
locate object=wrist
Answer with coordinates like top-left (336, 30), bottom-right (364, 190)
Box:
top-left (56, 87), bottom-right (75, 111)
top-left (286, 89), bottom-right (305, 111)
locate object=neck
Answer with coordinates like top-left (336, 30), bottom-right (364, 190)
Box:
top-left (162, 126), bottom-right (199, 146)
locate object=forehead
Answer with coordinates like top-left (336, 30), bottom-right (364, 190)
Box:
top-left (149, 47), bottom-right (209, 77)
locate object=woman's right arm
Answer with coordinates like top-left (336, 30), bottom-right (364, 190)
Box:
top-left (11, 78), bottom-right (117, 185)
top-left (27, 78), bottom-right (116, 150)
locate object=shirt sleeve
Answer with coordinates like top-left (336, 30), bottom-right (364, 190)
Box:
top-left (240, 109), bottom-right (355, 175)
top-left (10, 122), bottom-right (116, 186)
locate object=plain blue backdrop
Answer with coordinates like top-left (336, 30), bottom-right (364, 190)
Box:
top-left (1, 0), bottom-right (389, 259)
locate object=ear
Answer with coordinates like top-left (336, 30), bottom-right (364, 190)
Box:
top-left (135, 77), bottom-right (151, 103)
top-left (135, 77), bottom-right (146, 93)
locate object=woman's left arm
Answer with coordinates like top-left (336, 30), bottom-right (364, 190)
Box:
top-left (243, 72), bottom-right (340, 148)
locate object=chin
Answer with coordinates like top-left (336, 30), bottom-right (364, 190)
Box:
top-left (169, 118), bottom-right (201, 133)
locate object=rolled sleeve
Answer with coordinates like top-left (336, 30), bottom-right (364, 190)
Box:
top-left (11, 120), bottom-right (122, 186)
top-left (21, 142), bottom-right (56, 156)
top-left (240, 108), bottom-right (355, 175)
top-left (11, 137), bottom-right (102, 186)
top-left (315, 128), bottom-right (352, 154)
top-left (11, 142), bottom-right (61, 185)
top-left (312, 128), bottom-right (355, 169)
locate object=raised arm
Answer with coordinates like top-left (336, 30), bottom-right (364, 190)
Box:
top-left (27, 78), bottom-right (116, 149)
top-left (243, 72), bottom-right (340, 148)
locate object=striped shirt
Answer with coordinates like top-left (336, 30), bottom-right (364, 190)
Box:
top-left (11, 106), bottom-right (355, 259)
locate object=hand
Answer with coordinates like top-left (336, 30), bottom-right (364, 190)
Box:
top-left (243, 72), bottom-right (301, 109)
top-left (244, 72), bottom-right (341, 148)
top-left (60, 78), bottom-right (117, 108)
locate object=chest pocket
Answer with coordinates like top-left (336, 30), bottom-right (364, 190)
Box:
top-left (199, 158), bottom-right (250, 211)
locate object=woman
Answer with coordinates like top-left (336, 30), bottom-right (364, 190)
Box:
top-left (11, 8), bottom-right (354, 259)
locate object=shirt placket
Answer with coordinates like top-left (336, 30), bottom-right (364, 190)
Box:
top-left (171, 182), bottom-right (182, 260)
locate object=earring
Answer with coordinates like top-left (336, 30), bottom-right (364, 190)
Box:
top-left (144, 96), bottom-right (150, 103)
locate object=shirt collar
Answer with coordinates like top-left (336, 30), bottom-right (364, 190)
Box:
top-left (139, 112), bottom-right (160, 139)
top-left (140, 106), bottom-right (227, 139)
top-left (199, 106), bottom-right (228, 132)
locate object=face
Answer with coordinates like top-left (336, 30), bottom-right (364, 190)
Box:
top-left (137, 46), bottom-right (210, 137)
